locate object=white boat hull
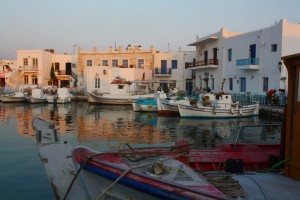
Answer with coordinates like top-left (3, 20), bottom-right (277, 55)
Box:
top-left (47, 96), bottom-right (71, 104)
top-left (157, 97), bottom-right (190, 115)
top-left (2, 96), bottom-right (26, 103)
top-left (27, 97), bottom-right (47, 103)
top-left (178, 103), bottom-right (259, 118)
top-left (88, 92), bottom-right (154, 105)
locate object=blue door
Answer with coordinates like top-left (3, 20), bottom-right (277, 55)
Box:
top-left (161, 60), bottom-right (167, 74)
top-left (186, 80), bottom-right (193, 96)
top-left (249, 44), bottom-right (256, 64)
top-left (240, 77), bottom-right (246, 92)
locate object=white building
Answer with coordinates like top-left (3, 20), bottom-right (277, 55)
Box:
top-left (0, 59), bottom-right (18, 87)
top-left (154, 51), bottom-right (195, 95)
top-left (16, 49), bottom-right (78, 88)
top-left (188, 19), bottom-right (300, 95)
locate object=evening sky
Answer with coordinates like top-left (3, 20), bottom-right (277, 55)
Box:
top-left (0, 0), bottom-right (299, 59)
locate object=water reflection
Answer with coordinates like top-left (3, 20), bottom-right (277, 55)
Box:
top-left (0, 102), bottom-right (282, 150)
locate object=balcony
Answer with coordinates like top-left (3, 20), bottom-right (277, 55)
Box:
top-left (22, 65), bottom-right (39, 72)
top-left (236, 58), bottom-right (259, 70)
top-left (55, 70), bottom-right (71, 81)
top-left (185, 59), bottom-right (218, 69)
top-left (154, 68), bottom-right (171, 77)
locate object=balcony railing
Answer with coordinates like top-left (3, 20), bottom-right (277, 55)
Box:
top-left (236, 58), bottom-right (259, 66)
top-left (56, 70), bottom-right (72, 75)
top-left (185, 59), bottom-right (218, 69)
top-left (154, 68), bottom-right (171, 76)
top-left (22, 66), bottom-right (39, 71)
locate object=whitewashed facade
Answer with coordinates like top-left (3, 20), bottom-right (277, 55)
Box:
top-left (154, 51), bottom-right (195, 95)
top-left (188, 19), bottom-right (300, 95)
top-left (16, 50), bottom-right (78, 88)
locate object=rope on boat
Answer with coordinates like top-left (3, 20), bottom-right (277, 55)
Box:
top-left (96, 153), bottom-right (186, 200)
top-left (120, 143), bottom-right (190, 162)
top-left (62, 152), bottom-right (107, 200)
top-left (198, 171), bottom-right (246, 198)
top-left (64, 143), bottom-right (191, 200)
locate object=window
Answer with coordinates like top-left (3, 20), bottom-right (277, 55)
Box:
top-left (228, 49), bottom-right (232, 62)
top-left (32, 76), bottom-right (38, 84)
top-left (87, 59), bottom-right (92, 66)
top-left (102, 60), bottom-right (108, 66)
top-left (24, 76), bottom-right (28, 84)
top-left (171, 60), bottom-right (177, 69)
top-left (122, 59), bottom-right (128, 67)
top-left (118, 85), bottom-right (124, 89)
top-left (54, 63), bottom-right (60, 71)
top-left (95, 78), bottom-right (100, 88)
top-left (137, 59), bottom-right (144, 68)
top-left (271, 44), bottom-right (277, 52)
top-left (112, 59), bottom-right (118, 67)
top-left (263, 77), bottom-right (268, 92)
top-left (32, 58), bottom-right (38, 67)
top-left (229, 78), bottom-right (233, 90)
top-left (23, 58), bottom-right (28, 66)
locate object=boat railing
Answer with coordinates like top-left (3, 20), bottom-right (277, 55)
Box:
top-left (233, 123), bottom-right (282, 150)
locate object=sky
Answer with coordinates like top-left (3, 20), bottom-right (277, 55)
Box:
top-left (0, 0), bottom-right (299, 59)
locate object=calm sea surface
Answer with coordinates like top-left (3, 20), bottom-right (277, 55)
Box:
top-left (0, 101), bottom-right (282, 200)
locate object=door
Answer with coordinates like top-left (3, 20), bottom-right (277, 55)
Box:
top-left (213, 48), bottom-right (218, 64)
top-left (240, 77), bottom-right (246, 92)
top-left (186, 80), bottom-right (193, 96)
top-left (66, 63), bottom-right (72, 75)
top-left (204, 51), bottom-right (208, 65)
top-left (161, 60), bottom-right (167, 74)
top-left (249, 44), bottom-right (256, 64)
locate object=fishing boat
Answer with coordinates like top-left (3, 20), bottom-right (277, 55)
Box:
top-left (1, 91), bottom-right (27, 103)
top-left (73, 147), bottom-right (226, 200)
top-left (47, 88), bottom-right (72, 104)
top-left (33, 118), bottom-right (300, 200)
top-left (26, 88), bottom-right (47, 103)
top-left (88, 76), bottom-right (155, 105)
top-left (178, 93), bottom-right (259, 118)
top-left (132, 92), bottom-right (167, 112)
top-left (157, 96), bottom-right (190, 115)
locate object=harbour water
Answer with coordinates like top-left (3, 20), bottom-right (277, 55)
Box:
top-left (0, 102), bottom-right (282, 199)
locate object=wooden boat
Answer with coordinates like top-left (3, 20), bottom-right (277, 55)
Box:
top-left (73, 146), bottom-right (226, 200)
top-left (34, 118), bottom-right (300, 200)
top-left (26, 88), bottom-right (47, 103)
top-left (178, 93), bottom-right (259, 118)
top-left (88, 77), bottom-right (155, 105)
top-left (1, 91), bottom-right (27, 103)
top-left (33, 118), bottom-right (89, 200)
top-left (157, 96), bottom-right (190, 115)
top-left (47, 88), bottom-right (72, 104)
top-left (132, 92), bottom-right (167, 112)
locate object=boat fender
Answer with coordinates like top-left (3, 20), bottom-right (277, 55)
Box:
top-left (230, 107), bottom-right (234, 115)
